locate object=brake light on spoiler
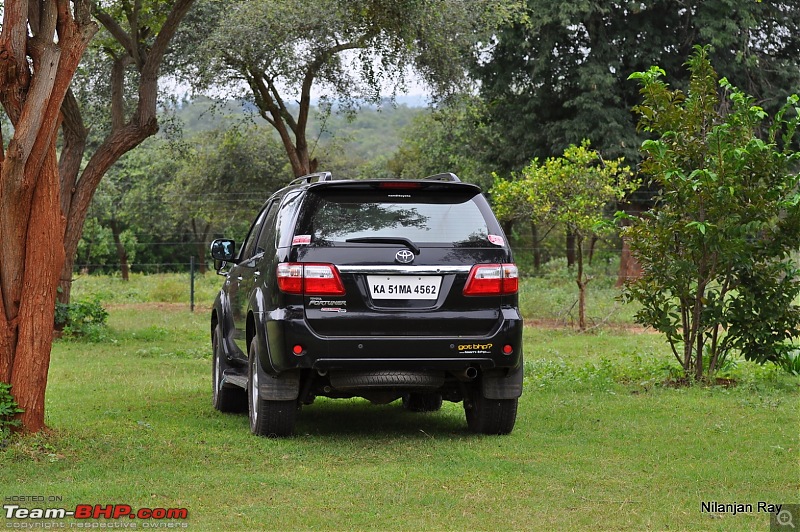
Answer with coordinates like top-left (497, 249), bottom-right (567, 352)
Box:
top-left (277, 263), bottom-right (346, 295)
top-left (463, 264), bottom-right (519, 296)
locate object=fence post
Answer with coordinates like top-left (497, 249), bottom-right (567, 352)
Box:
top-left (190, 256), bottom-right (195, 312)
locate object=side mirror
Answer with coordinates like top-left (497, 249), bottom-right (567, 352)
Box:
top-left (210, 239), bottom-right (237, 273)
top-left (210, 238), bottom-right (236, 261)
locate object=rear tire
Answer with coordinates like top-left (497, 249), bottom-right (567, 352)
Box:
top-left (248, 342), bottom-right (297, 437)
top-left (402, 393), bottom-right (443, 412)
top-left (465, 389), bottom-right (518, 435)
top-left (212, 327), bottom-right (246, 413)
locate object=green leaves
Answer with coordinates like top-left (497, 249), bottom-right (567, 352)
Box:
top-left (0, 383), bottom-right (23, 443)
top-left (624, 46), bottom-right (800, 379)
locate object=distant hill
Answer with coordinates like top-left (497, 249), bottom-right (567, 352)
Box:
top-left (169, 96), bottom-right (428, 177)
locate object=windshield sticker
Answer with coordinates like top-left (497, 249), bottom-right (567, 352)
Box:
top-left (292, 235), bottom-right (312, 246)
top-left (488, 234), bottom-right (505, 246)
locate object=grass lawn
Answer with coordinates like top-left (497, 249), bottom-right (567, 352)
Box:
top-left (1, 274), bottom-right (798, 530)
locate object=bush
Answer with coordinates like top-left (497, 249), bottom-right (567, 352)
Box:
top-left (0, 383), bottom-right (23, 445)
top-left (776, 349), bottom-right (800, 376)
top-left (54, 298), bottom-right (109, 341)
top-left (624, 46), bottom-right (800, 380)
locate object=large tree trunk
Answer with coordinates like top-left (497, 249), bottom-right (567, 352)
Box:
top-left (10, 148), bottom-right (66, 433)
top-left (2, 0), bottom-right (195, 433)
top-left (0, 0), bottom-right (97, 432)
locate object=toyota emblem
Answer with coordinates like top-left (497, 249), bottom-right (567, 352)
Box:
top-left (395, 249), bottom-right (415, 264)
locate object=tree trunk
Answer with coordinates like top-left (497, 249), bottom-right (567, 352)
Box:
top-left (10, 149), bottom-right (66, 433)
top-left (616, 204), bottom-right (644, 287)
top-left (575, 235), bottom-right (586, 331)
top-left (588, 235), bottom-right (598, 265)
top-left (566, 230), bottom-right (576, 268)
top-left (109, 219), bottom-right (130, 281)
top-left (191, 219), bottom-right (211, 275)
top-left (530, 221), bottom-right (541, 271)
top-left (0, 0), bottom-right (97, 433)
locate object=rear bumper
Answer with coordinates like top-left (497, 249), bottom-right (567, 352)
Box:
top-left (262, 307), bottom-right (523, 373)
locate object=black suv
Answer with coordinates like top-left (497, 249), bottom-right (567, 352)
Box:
top-left (210, 172), bottom-right (523, 437)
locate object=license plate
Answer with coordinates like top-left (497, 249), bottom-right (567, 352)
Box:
top-left (367, 275), bottom-right (442, 300)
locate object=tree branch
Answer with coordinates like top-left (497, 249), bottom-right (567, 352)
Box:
top-left (92, 5), bottom-right (137, 64)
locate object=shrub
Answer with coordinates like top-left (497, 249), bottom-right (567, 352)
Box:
top-left (54, 298), bottom-right (109, 341)
top-left (0, 383), bottom-right (23, 445)
top-left (624, 46), bottom-right (800, 380)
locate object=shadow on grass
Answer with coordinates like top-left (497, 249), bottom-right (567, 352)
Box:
top-left (294, 398), bottom-right (468, 438)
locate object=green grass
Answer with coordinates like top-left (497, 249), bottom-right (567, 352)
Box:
top-left (1, 275), bottom-right (798, 530)
top-left (69, 271), bottom-right (222, 306)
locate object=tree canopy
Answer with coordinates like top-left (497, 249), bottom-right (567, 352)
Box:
top-left (177, 0), bottom-right (521, 176)
top-left (474, 0), bottom-right (800, 174)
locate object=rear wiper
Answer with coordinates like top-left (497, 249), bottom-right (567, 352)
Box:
top-left (345, 236), bottom-right (420, 255)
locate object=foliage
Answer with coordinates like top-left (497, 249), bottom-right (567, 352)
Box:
top-left (388, 95), bottom-right (496, 188)
top-left (776, 348), bottom-right (800, 376)
top-left (178, 0), bottom-right (520, 175)
top-left (78, 123), bottom-right (293, 274)
top-left (623, 46), bottom-right (800, 380)
top-left (54, 299), bottom-right (110, 342)
top-left (0, 383), bottom-right (24, 444)
top-left (473, 0), bottom-right (800, 175)
top-left (493, 141), bottom-right (638, 329)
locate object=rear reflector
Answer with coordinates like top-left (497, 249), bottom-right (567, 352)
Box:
top-left (277, 263), bottom-right (345, 296)
top-left (463, 264), bottom-right (519, 296)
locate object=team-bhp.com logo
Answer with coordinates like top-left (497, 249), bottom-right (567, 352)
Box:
top-left (5, 503), bottom-right (188, 521)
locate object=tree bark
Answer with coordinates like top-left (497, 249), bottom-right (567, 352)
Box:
top-left (191, 219), bottom-right (210, 275)
top-left (530, 221), bottom-right (541, 271)
top-left (566, 230), bottom-right (576, 268)
top-left (616, 237), bottom-right (643, 287)
top-left (0, 0), bottom-right (97, 433)
top-left (109, 219), bottom-right (130, 281)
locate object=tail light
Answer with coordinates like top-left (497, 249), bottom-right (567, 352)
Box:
top-left (277, 263), bottom-right (345, 295)
top-left (463, 264), bottom-right (518, 296)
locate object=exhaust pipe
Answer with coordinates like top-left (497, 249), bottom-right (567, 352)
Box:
top-left (454, 367), bottom-right (478, 381)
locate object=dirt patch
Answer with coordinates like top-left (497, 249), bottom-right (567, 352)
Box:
top-left (662, 376), bottom-right (738, 388)
top-left (523, 318), bottom-right (656, 334)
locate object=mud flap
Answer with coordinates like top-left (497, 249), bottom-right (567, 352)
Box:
top-left (481, 364), bottom-right (523, 400)
top-left (258, 371), bottom-right (300, 401)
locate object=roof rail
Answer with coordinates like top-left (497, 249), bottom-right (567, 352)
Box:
top-left (289, 171), bottom-right (334, 186)
top-left (423, 172), bottom-right (461, 183)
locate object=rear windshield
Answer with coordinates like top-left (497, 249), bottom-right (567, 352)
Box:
top-left (297, 190), bottom-right (491, 246)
